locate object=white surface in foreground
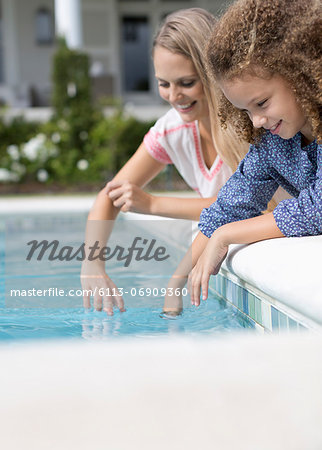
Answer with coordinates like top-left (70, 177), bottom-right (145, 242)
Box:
top-left (0, 333), bottom-right (321, 450)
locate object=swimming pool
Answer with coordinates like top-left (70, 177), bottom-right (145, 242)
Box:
top-left (0, 211), bottom-right (256, 341)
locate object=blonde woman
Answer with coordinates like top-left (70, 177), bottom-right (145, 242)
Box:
top-left (81, 8), bottom-right (248, 315)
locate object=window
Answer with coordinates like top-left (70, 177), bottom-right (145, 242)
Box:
top-left (35, 7), bottom-right (54, 45)
top-left (122, 17), bottom-right (150, 91)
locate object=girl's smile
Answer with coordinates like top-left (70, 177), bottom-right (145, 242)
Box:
top-left (153, 46), bottom-right (209, 123)
top-left (269, 120), bottom-right (282, 135)
top-left (219, 72), bottom-right (313, 143)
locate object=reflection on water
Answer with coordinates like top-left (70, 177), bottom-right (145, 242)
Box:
top-left (0, 298), bottom-right (256, 342)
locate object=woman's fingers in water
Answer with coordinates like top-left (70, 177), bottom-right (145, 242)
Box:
top-left (81, 274), bottom-right (125, 315)
top-left (103, 289), bottom-right (125, 316)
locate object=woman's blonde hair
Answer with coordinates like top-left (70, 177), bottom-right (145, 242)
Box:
top-left (206, 0), bottom-right (322, 144)
top-left (153, 8), bottom-right (249, 171)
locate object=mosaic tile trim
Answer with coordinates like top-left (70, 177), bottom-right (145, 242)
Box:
top-left (211, 270), bottom-right (319, 332)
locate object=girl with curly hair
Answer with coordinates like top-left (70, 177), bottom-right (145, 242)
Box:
top-left (165, 0), bottom-right (321, 310)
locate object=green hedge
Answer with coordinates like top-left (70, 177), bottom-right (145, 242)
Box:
top-left (0, 110), bottom-right (154, 186)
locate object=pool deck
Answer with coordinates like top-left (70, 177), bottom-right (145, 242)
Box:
top-left (0, 333), bottom-right (322, 450)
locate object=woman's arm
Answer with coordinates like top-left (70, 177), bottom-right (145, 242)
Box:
top-left (189, 212), bottom-right (284, 305)
top-left (82, 143), bottom-right (166, 314)
top-left (90, 141), bottom-right (217, 221)
top-left (106, 180), bottom-right (217, 221)
top-left (149, 196), bottom-right (216, 221)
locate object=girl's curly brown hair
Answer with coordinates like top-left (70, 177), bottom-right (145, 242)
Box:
top-left (205, 0), bottom-right (322, 144)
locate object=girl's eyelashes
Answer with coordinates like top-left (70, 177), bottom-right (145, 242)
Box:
top-left (241, 98), bottom-right (268, 116)
top-left (257, 99), bottom-right (268, 107)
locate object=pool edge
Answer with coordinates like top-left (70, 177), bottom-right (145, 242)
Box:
top-left (212, 268), bottom-right (322, 332)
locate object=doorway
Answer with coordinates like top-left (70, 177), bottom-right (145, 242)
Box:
top-left (121, 16), bottom-right (150, 92)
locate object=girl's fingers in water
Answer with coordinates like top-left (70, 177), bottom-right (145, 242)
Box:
top-left (201, 273), bottom-right (210, 301)
top-left (188, 272), bottom-right (196, 305)
top-left (187, 274), bottom-right (192, 301)
top-left (192, 272), bottom-right (201, 306)
top-left (194, 284), bottom-right (201, 306)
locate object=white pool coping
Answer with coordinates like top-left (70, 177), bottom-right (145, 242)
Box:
top-left (0, 195), bottom-right (96, 214)
top-left (0, 191), bottom-right (198, 214)
top-left (223, 235), bottom-right (322, 327)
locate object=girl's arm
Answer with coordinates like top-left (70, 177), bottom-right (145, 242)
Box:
top-left (163, 231), bottom-right (209, 314)
top-left (189, 212), bottom-right (284, 305)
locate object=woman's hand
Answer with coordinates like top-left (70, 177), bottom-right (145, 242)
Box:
top-left (81, 261), bottom-right (125, 316)
top-left (162, 279), bottom-right (185, 316)
top-left (188, 233), bottom-right (228, 306)
top-left (105, 180), bottom-right (154, 214)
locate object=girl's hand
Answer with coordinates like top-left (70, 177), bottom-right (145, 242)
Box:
top-left (188, 234), bottom-right (228, 306)
top-left (105, 180), bottom-right (153, 214)
top-left (81, 261), bottom-right (125, 316)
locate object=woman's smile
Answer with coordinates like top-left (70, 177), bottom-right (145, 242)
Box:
top-left (153, 46), bottom-right (209, 123)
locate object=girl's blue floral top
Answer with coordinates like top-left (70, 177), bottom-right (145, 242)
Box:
top-left (198, 131), bottom-right (322, 238)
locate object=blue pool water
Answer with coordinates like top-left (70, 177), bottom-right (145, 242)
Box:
top-left (0, 212), bottom-right (256, 341)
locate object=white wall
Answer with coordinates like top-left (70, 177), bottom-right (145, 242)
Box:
top-left (19, 0), bottom-right (55, 80)
top-left (1, 0), bottom-right (55, 105)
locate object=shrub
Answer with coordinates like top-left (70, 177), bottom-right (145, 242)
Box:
top-left (86, 110), bottom-right (154, 182)
top-left (0, 110), bottom-right (155, 186)
top-left (52, 38), bottom-right (93, 120)
top-left (0, 114), bottom-right (41, 159)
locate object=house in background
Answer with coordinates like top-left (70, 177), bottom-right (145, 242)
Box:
top-left (0, 0), bottom-right (228, 107)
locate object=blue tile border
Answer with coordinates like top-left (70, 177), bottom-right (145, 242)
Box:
top-left (211, 271), bottom-right (314, 332)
